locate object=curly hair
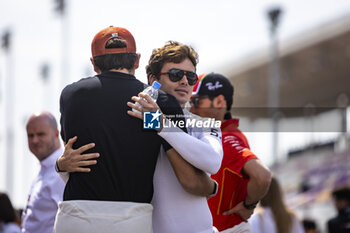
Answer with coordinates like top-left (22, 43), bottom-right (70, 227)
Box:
top-left (146, 41), bottom-right (198, 81)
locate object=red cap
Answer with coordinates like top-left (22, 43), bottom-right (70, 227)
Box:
top-left (91, 26), bottom-right (136, 57)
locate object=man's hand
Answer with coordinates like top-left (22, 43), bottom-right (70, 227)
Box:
top-left (57, 136), bottom-right (99, 173)
top-left (127, 92), bottom-right (164, 131)
top-left (223, 201), bottom-right (254, 221)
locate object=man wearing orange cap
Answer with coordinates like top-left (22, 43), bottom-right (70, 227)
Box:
top-left (190, 73), bottom-right (272, 233)
top-left (54, 26), bottom-right (187, 233)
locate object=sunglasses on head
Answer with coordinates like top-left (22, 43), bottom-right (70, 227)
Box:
top-left (159, 68), bottom-right (198, 86)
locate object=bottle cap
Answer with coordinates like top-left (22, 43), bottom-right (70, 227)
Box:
top-left (152, 81), bottom-right (162, 90)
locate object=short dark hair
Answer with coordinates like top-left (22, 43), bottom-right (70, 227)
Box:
top-left (302, 219), bottom-right (317, 231)
top-left (0, 192), bottom-right (17, 223)
top-left (146, 41), bottom-right (198, 81)
top-left (93, 37), bottom-right (137, 72)
top-left (332, 187), bottom-right (350, 202)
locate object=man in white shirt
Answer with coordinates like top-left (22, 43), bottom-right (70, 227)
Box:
top-left (133, 41), bottom-right (223, 233)
top-left (22, 112), bottom-right (65, 233)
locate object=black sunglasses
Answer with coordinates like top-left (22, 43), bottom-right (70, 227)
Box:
top-left (190, 95), bottom-right (215, 108)
top-left (159, 68), bottom-right (198, 86)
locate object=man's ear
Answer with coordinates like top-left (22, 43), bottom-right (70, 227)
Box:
top-left (134, 53), bottom-right (141, 70)
top-left (55, 129), bottom-right (59, 137)
top-left (90, 57), bottom-right (101, 74)
top-left (148, 74), bottom-right (156, 85)
top-left (213, 94), bottom-right (226, 108)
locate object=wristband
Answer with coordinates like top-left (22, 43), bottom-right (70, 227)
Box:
top-left (243, 199), bottom-right (258, 210)
top-left (55, 159), bottom-right (64, 172)
top-left (208, 180), bottom-right (218, 198)
top-left (160, 138), bottom-right (173, 152)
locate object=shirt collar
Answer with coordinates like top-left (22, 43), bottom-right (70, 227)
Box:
top-left (222, 118), bottom-right (239, 129)
top-left (97, 71), bottom-right (136, 80)
top-left (40, 147), bottom-right (63, 168)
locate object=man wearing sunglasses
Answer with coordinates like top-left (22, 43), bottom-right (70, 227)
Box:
top-left (129, 41), bottom-right (223, 233)
top-left (190, 73), bottom-right (272, 233)
top-left (56, 41), bottom-right (223, 233)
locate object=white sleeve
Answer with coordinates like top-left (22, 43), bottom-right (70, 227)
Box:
top-left (158, 118), bottom-right (223, 174)
top-left (58, 172), bottom-right (69, 184)
top-left (248, 213), bottom-right (261, 233)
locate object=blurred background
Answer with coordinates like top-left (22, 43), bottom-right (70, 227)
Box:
top-left (1, 0), bottom-right (350, 232)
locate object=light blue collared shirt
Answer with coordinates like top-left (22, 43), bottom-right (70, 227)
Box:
top-left (21, 147), bottom-right (65, 233)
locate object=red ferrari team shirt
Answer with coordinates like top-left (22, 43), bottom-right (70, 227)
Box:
top-left (208, 118), bottom-right (258, 231)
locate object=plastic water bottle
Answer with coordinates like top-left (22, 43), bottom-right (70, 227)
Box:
top-left (132, 81), bottom-right (162, 113)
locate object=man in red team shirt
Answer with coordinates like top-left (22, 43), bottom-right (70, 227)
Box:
top-left (190, 73), bottom-right (272, 233)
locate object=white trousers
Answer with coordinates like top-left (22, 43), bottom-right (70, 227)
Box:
top-left (53, 200), bottom-right (153, 233)
top-left (219, 222), bottom-right (251, 233)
